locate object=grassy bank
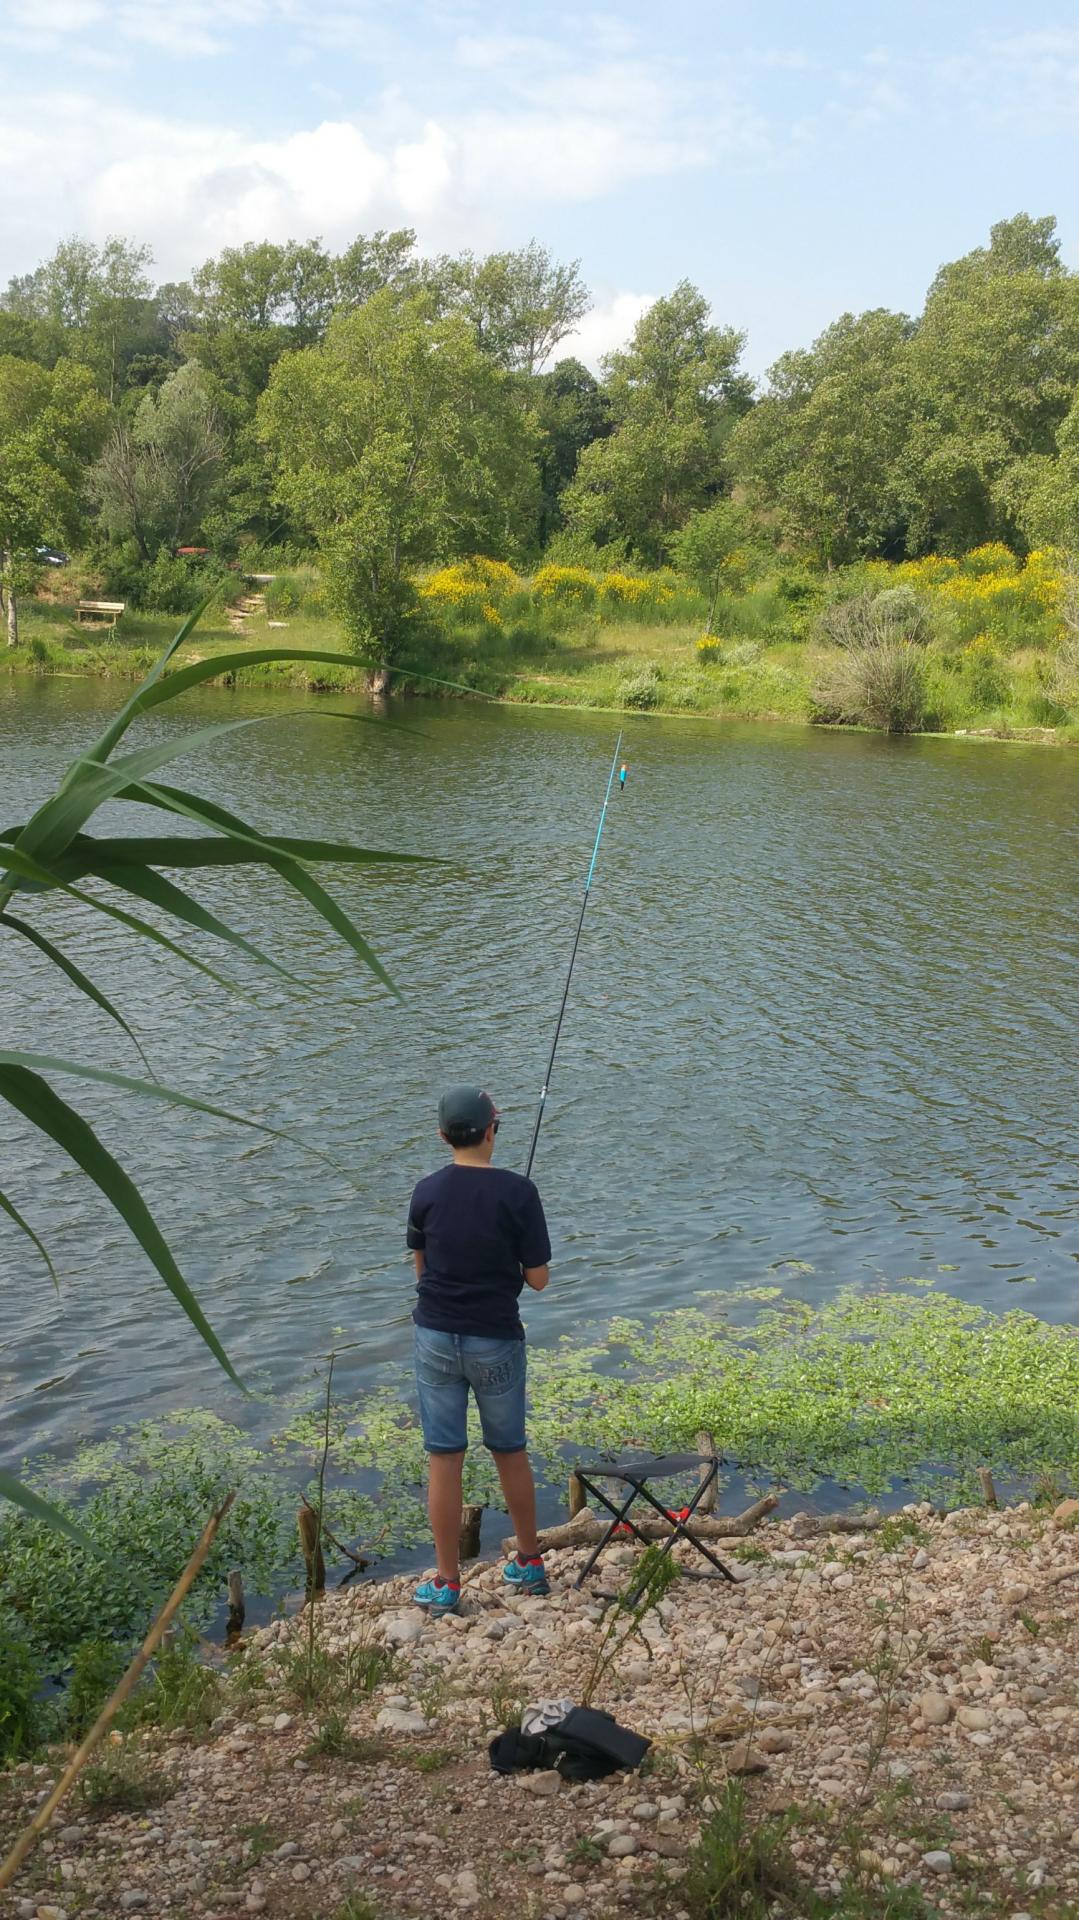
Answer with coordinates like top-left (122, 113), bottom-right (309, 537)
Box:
top-left (8, 544), bottom-right (1079, 742)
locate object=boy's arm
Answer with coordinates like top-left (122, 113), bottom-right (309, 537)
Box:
top-left (519, 1181), bottom-right (552, 1293)
top-left (413, 1250), bottom-right (425, 1280)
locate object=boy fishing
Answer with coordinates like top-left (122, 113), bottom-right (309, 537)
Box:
top-left (407, 1084), bottom-right (551, 1613)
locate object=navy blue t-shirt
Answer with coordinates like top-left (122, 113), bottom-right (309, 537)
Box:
top-left (407, 1165), bottom-right (551, 1339)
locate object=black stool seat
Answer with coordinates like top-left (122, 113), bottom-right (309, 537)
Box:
top-left (571, 1447), bottom-right (735, 1597)
top-left (576, 1451), bottom-right (709, 1482)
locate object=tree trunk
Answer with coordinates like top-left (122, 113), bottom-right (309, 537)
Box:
top-left (367, 666), bottom-right (391, 696)
top-left (5, 581), bottom-right (16, 649)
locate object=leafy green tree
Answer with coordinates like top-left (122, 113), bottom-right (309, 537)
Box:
top-left (564, 282), bottom-right (751, 563)
top-left (899, 214), bottom-right (1079, 553)
top-left (258, 291), bottom-right (538, 683)
top-left (429, 242), bottom-right (590, 376)
top-left (0, 357), bottom-right (108, 644)
top-left (1013, 394), bottom-right (1079, 548)
top-left (732, 309), bottom-right (916, 565)
top-left (671, 499), bottom-right (762, 628)
top-left (91, 363), bottom-right (226, 561)
top-left (335, 228), bottom-right (418, 308)
top-left (532, 357), bottom-right (611, 543)
top-left (3, 237), bottom-right (160, 402)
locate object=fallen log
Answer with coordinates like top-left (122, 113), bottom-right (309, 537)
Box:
top-left (504, 1492), bottom-right (779, 1557)
top-left (787, 1509), bottom-right (882, 1537)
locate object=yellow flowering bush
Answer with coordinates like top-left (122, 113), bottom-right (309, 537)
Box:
top-left (696, 635), bottom-right (722, 661)
top-left (531, 565), bottom-right (596, 607)
top-left (597, 570), bottom-right (675, 613)
top-left (420, 556), bottom-right (519, 628)
top-left (866, 545), bottom-right (1066, 645)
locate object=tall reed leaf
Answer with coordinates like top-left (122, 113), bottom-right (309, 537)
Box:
top-left (0, 1469), bottom-right (101, 1554)
top-left (0, 1063), bottom-right (241, 1388)
top-left (2, 916), bottom-right (155, 1075)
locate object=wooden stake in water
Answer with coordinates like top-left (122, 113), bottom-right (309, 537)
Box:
top-left (524, 733), bottom-right (623, 1180)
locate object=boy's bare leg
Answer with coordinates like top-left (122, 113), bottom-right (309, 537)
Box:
top-left (494, 1449), bottom-right (541, 1558)
top-left (428, 1451), bottom-right (465, 1583)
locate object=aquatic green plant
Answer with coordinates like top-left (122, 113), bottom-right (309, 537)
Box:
top-left (306, 1285), bottom-right (1079, 1510)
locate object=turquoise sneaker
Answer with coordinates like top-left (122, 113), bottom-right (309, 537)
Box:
top-left (413, 1575), bottom-right (461, 1614)
top-left (503, 1554), bottom-right (549, 1597)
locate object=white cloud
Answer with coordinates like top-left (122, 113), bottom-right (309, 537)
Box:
top-left (559, 290), bottom-right (656, 371)
top-left (0, 10), bottom-right (733, 283)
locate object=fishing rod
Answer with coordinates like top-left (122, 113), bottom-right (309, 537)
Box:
top-left (524, 733), bottom-right (625, 1180)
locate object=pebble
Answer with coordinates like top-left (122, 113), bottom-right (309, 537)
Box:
top-left (756, 1728), bottom-right (795, 1753)
top-left (921, 1850), bottom-right (953, 1875)
top-left (937, 1791), bottom-right (972, 1811)
top-left (607, 1835), bottom-right (638, 1858)
top-left (725, 1742), bottom-right (768, 1775)
top-left (912, 1549), bottom-right (930, 1570)
top-left (120, 1897), bottom-right (150, 1914)
top-left (918, 1691), bottom-right (954, 1726)
top-left (291, 1861), bottom-right (311, 1883)
top-left (273, 1711), bottom-right (293, 1731)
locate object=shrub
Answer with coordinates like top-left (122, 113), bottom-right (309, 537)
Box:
top-left (421, 557), bottom-right (518, 627)
top-left (532, 565), bottom-right (596, 609)
top-left (618, 664), bottom-right (663, 710)
top-left (66, 1637), bottom-right (127, 1738)
top-left (816, 642), bottom-right (927, 733)
top-left (962, 634), bottom-right (1010, 709)
top-left (597, 570), bottom-right (674, 619)
top-left (723, 640), bottom-right (763, 667)
top-left (0, 1611), bottom-right (47, 1763)
top-left (264, 572), bottom-right (303, 617)
top-left (696, 635), bottom-right (722, 662)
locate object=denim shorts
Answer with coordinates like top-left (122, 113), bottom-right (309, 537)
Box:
top-left (414, 1327), bottom-right (527, 1454)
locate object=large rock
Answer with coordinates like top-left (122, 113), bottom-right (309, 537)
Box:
top-left (375, 1706), bottom-right (433, 1735)
top-left (382, 1613), bottom-right (424, 1646)
top-left (957, 1706), bottom-right (991, 1731)
top-left (918, 1691), bottom-right (954, 1726)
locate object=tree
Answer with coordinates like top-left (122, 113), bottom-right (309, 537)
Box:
top-left (3, 237), bottom-right (159, 402)
top-left (671, 500), bottom-right (762, 629)
top-left (531, 357), bottom-right (612, 543)
top-left (433, 242), bottom-right (590, 375)
top-left (0, 357), bottom-right (107, 644)
top-left (564, 282), bottom-right (751, 563)
top-left (335, 228), bottom-right (418, 308)
top-left (731, 309), bottom-right (916, 565)
top-left (91, 363), bottom-right (226, 561)
top-left (899, 214), bottom-right (1079, 552)
top-left (258, 291), bottom-right (538, 684)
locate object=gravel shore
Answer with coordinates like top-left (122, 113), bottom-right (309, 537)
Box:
top-left (2, 1499), bottom-right (1077, 1920)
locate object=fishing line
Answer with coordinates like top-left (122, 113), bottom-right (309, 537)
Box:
top-left (524, 733), bottom-right (625, 1179)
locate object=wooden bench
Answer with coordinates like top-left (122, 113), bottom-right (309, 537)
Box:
top-left (76, 600), bottom-right (126, 630)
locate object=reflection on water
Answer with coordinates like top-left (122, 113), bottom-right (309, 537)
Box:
top-left (1, 674), bottom-right (1077, 1473)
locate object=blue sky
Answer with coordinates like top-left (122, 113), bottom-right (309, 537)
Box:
top-left (1, 0), bottom-right (1077, 373)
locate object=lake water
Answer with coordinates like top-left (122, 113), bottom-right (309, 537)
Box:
top-left (1, 675), bottom-right (1077, 1484)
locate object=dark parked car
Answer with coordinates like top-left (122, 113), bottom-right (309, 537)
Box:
top-left (35, 546), bottom-right (68, 566)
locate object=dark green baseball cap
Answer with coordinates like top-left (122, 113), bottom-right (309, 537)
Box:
top-left (438, 1084), bottom-right (498, 1133)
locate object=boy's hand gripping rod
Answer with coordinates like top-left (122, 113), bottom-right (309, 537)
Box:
top-left (524, 733), bottom-right (624, 1179)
